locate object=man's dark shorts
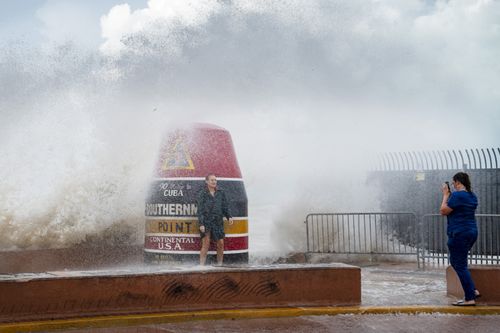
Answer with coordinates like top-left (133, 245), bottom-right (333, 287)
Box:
top-left (200, 220), bottom-right (225, 240)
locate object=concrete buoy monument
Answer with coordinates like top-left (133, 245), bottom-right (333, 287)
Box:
top-left (144, 123), bottom-right (249, 263)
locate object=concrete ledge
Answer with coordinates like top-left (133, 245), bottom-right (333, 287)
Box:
top-left (447, 265), bottom-right (500, 305)
top-left (0, 263), bottom-right (360, 323)
top-left (2, 305), bottom-right (500, 333)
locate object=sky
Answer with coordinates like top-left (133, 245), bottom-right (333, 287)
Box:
top-left (0, 1), bottom-right (147, 47)
top-left (0, 0), bottom-right (499, 253)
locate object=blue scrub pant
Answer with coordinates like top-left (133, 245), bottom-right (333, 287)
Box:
top-left (448, 229), bottom-right (478, 301)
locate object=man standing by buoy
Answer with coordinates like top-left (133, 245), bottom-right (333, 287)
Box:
top-left (197, 174), bottom-right (233, 265)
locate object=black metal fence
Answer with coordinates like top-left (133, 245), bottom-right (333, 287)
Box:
top-left (372, 148), bottom-right (500, 217)
top-left (374, 148), bottom-right (500, 171)
top-left (419, 214), bottom-right (500, 268)
top-left (305, 213), bottom-right (418, 255)
top-left (305, 212), bottom-right (500, 268)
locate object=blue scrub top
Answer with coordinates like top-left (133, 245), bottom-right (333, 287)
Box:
top-left (446, 190), bottom-right (478, 236)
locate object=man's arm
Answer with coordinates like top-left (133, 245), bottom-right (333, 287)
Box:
top-left (222, 191), bottom-right (233, 224)
top-left (197, 191), bottom-right (206, 231)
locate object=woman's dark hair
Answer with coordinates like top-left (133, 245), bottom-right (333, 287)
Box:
top-left (453, 172), bottom-right (472, 192)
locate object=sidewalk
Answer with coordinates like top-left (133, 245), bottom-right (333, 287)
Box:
top-left (360, 262), bottom-right (449, 306)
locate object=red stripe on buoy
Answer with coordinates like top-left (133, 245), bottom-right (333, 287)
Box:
top-left (145, 235), bottom-right (248, 252)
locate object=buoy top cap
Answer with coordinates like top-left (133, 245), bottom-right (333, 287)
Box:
top-left (190, 122), bottom-right (228, 131)
top-left (156, 123), bottom-right (242, 178)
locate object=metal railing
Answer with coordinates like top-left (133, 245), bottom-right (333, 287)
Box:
top-left (305, 212), bottom-right (500, 268)
top-left (305, 213), bottom-right (418, 256)
top-left (419, 214), bottom-right (500, 268)
top-left (374, 148), bottom-right (500, 171)
top-left (371, 148), bottom-right (500, 218)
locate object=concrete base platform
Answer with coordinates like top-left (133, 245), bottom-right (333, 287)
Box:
top-left (0, 263), bottom-right (360, 323)
top-left (446, 265), bottom-right (500, 304)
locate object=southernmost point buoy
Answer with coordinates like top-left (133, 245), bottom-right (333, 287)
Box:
top-left (144, 123), bottom-right (248, 263)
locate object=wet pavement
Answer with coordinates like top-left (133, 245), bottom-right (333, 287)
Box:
top-left (361, 262), bottom-right (449, 306)
top-left (64, 314), bottom-right (500, 333)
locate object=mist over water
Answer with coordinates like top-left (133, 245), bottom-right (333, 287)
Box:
top-left (1, 0), bottom-right (499, 255)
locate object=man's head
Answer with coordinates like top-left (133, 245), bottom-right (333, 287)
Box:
top-left (205, 173), bottom-right (217, 190)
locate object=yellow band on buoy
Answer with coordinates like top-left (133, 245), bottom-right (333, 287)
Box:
top-left (145, 218), bottom-right (248, 234)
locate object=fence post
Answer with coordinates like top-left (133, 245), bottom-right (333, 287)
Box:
top-left (305, 215), bottom-right (310, 252)
top-left (416, 213), bottom-right (421, 269)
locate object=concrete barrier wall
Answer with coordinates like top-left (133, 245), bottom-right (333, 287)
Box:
top-left (0, 264), bottom-right (361, 323)
top-left (446, 265), bottom-right (500, 305)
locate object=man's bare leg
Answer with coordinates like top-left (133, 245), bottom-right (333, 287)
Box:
top-left (200, 234), bottom-right (211, 265)
top-left (216, 239), bottom-right (224, 265)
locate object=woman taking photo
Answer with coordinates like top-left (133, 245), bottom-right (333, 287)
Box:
top-left (440, 172), bottom-right (480, 306)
